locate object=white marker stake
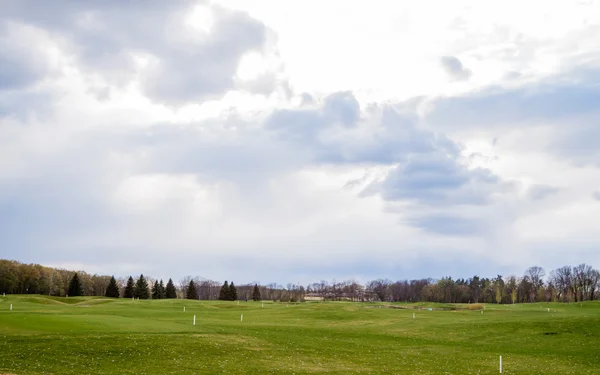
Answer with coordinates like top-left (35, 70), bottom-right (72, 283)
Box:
top-left (547, 308), bottom-right (550, 312)
top-left (241, 314), bottom-right (243, 322)
top-left (412, 313), bottom-right (415, 319)
top-left (481, 310), bottom-right (484, 315)
top-left (262, 303), bottom-right (264, 308)
top-left (10, 304), bottom-right (12, 311)
top-left (193, 315), bottom-right (196, 326)
top-left (500, 356), bottom-right (502, 373)
top-left (184, 306), bottom-right (186, 312)
top-left (132, 297), bottom-right (134, 302)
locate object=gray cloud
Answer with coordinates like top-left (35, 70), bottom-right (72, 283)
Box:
top-left (0, 44), bottom-right (46, 90)
top-left (1, 0), bottom-right (270, 105)
top-left (322, 91), bottom-right (361, 127)
top-left (379, 152), bottom-right (499, 206)
top-left (440, 56), bottom-right (471, 81)
top-left (427, 79), bottom-right (600, 127)
top-left (425, 67), bottom-right (600, 164)
top-left (526, 184), bottom-right (560, 201)
top-left (265, 91), bottom-right (362, 148)
top-left (265, 93), bottom-right (509, 235)
top-left (140, 7), bottom-right (268, 105)
top-left (266, 107), bottom-right (327, 144)
top-left (0, 133), bottom-right (127, 257)
top-left (408, 215), bottom-right (483, 235)
top-left (0, 89), bottom-right (54, 121)
top-left (268, 96), bottom-right (458, 165)
top-left (300, 92), bottom-right (315, 106)
top-left (236, 72), bottom-right (280, 96)
top-left (0, 22), bottom-right (56, 91)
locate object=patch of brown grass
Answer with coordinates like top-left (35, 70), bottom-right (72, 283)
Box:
top-left (467, 303), bottom-right (484, 310)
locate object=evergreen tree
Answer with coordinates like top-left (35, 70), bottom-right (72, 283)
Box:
top-left (124, 276), bottom-right (135, 298)
top-left (219, 281), bottom-right (229, 301)
top-left (134, 274), bottom-right (150, 299)
top-left (228, 282), bottom-right (237, 301)
top-left (105, 276), bottom-right (120, 298)
top-left (159, 279), bottom-right (166, 299)
top-left (165, 278), bottom-right (177, 299)
top-left (252, 284), bottom-right (261, 301)
top-left (67, 273), bottom-right (83, 297)
top-left (152, 280), bottom-right (160, 299)
top-left (186, 280), bottom-right (198, 300)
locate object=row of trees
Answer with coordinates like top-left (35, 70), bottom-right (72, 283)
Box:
top-left (359, 265), bottom-right (599, 303)
top-left (2, 259), bottom-right (599, 303)
top-left (67, 273), bottom-right (247, 302)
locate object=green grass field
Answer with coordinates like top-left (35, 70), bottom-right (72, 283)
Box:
top-left (1, 295), bottom-right (599, 374)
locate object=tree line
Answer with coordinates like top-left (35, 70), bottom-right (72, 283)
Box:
top-left (1, 259), bottom-right (598, 303)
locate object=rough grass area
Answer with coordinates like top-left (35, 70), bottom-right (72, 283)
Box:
top-left (1, 296), bottom-right (599, 374)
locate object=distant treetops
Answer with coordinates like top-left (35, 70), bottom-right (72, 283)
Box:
top-left (218, 281), bottom-right (238, 301)
top-left (105, 276), bottom-right (120, 298)
top-left (186, 280), bottom-right (198, 300)
top-left (67, 273), bottom-right (83, 297)
top-left (252, 284), bottom-right (261, 301)
top-left (79, 273), bottom-right (240, 300)
top-left (103, 274), bottom-right (175, 299)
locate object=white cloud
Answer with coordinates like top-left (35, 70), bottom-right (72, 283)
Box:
top-left (1, 0), bottom-right (600, 282)
top-left (214, 0), bottom-right (600, 99)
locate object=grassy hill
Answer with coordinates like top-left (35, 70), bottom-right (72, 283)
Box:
top-left (1, 295), bottom-right (599, 374)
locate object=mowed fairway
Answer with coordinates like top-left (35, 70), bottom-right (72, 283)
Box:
top-left (1, 296), bottom-right (599, 374)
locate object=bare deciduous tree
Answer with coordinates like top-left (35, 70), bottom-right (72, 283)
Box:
top-left (367, 279), bottom-right (391, 302)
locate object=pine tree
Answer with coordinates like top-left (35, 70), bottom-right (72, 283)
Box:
top-left (152, 280), bottom-right (160, 299)
top-left (124, 276), bottom-right (135, 298)
top-left (229, 282), bottom-right (237, 301)
top-left (105, 276), bottom-right (120, 298)
top-left (219, 281), bottom-right (229, 301)
top-left (165, 278), bottom-right (177, 299)
top-left (159, 279), bottom-right (166, 299)
top-left (252, 284), bottom-right (261, 301)
top-left (67, 273), bottom-right (83, 297)
top-left (186, 280), bottom-right (198, 300)
top-left (134, 274), bottom-right (150, 299)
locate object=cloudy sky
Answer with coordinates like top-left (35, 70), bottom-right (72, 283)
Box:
top-left (1, 0), bottom-right (599, 284)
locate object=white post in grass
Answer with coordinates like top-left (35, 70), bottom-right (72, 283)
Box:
top-left (10, 304), bottom-right (12, 311)
top-left (547, 308), bottom-right (550, 312)
top-left (132, 297), bottom-right (134, 302)
top-left (262, 303), bottom-right (264, 308)
top-left (193, 315), bottom-right (196, 326)
top-left (184, 306), bottom-right (186, 312)
top-left (241, 314), bottom-right (243, 322)
top-left (499, 356), bottom-right (502, 373)
top-left (412, 312), bottom-right (415, 319)
top-left (481, 310), bottom-right (483, 315)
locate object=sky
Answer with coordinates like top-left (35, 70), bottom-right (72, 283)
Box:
top-left (1, 0), bottom-right (600, 285)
